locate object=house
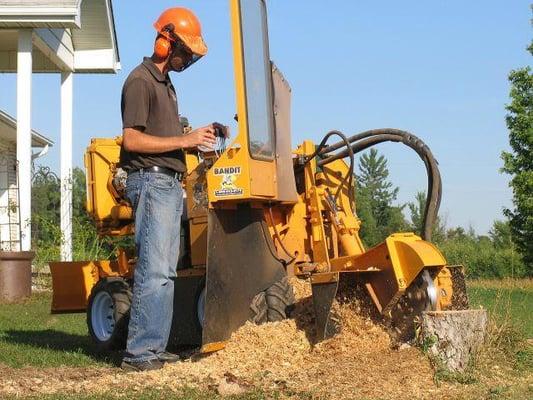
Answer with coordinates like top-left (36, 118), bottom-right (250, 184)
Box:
top-left (0, 0), bottom-right (120, 259)
top-left (0, 109), bottom-right (53, 251)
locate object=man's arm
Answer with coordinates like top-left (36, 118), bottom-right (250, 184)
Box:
top-left (122, 125), bottom-right (217, 153)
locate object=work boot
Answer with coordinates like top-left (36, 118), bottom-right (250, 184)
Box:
top-left (156, 351), bottom-right (180, 363)
top-left (120, 358), bottom-right (164, 372)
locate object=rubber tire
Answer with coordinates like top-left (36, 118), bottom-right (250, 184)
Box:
top-left (87, 278), bottom-right (132, 352)
top-left (250, 291), bottom-right (268, 324)
top-left (250, 277), bottom-right (295, 324)
top-left (194, 277), bottom-right (207, 331)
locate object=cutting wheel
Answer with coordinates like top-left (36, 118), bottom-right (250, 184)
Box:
top-left (388, 269), bottom-right (438, 342)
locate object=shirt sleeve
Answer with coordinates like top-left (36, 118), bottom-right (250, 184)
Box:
top-left (121, 78), bottom-right (150, 130)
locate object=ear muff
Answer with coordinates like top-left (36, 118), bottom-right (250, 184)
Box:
top-left (154, 36), bottom-right (172, 59)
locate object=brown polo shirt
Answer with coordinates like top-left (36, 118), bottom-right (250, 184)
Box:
top-left (119, 57), bottom-right (186, 173)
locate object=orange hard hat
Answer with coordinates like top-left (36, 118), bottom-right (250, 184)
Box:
top-left (154, 7), bottom-right (208, 56)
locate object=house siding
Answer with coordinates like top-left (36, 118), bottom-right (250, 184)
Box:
top-left (0, 139), bottom-right (21, 251)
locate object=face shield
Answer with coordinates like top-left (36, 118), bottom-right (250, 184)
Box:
top-left (169, 36), bottom-right (203, 72)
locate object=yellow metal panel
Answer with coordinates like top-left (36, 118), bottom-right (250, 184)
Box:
top-left (387, 233), bottom-right (447, 289)
top-left (50, 259), bottom-right (127, 313)
top-left (302, 141), bottom-right (330, 266)
top-left (50, 261), bottom-right (99, 312)
top-left (207, 0), bottom-right (277, 203)
top-left (347, 233), bottom-right (447, 314)
top-left (84, 151), bottom-right (94, 215)
top-left (436, 266), bottom-right (453, 310)
top-left (190, 217), bottom-right (208, 267)
top-left (183, 155), bottom-right (209, 267)
top-left (201, 341), bottom-right (226, 353)
top-left (250, 159), bottom-right (275, 197)
top-left (320, 159), bottom-right (365, 257)
top-left (95, 260), bottom-right (123, 277)
top-left (85, 138), bottom-right (121, 224)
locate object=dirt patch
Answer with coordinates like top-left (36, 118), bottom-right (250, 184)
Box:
top-left (0, 279), bottom-right (529, 399)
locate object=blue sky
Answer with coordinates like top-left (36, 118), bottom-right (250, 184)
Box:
top-left (0, 0), bottom-right (531, 233)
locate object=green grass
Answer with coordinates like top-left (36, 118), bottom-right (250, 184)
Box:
top-left (468, 282), bottom-right (533, 337)
top-left (0, 292), bottom-right (116, 368)
top-left (2, 387), bottom-right (281, 400)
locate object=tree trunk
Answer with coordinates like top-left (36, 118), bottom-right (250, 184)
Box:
top-left (420, 310), bottom-right (488, 371)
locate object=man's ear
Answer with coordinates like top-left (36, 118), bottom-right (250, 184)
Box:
top-left (154, 35), bottom-right (172, 59)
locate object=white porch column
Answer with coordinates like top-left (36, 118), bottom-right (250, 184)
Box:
top-left (60, 71), bottom-right (73, 261)
top-left (16, 30), bottom-right (32, 252)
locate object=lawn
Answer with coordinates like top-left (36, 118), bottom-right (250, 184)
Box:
top-left (468, 279), bottom-right (532, 337)
top-left (0, 292), bottom-right (112, 368)
top-left (0, 281), bottom-right (531, 369)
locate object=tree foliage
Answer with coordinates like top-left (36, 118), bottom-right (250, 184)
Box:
top-left (356, 148), bottom-right (407, 246)
top-left (31, 165), bottom-right (60, 243)
top-left (31, 165), bottom-right (116, 268)
top-left (407, 191), bottom-right (446, 243)
top-left (501, 39), bottom-right (533, 274)
top-left (353, 149), bottom-right (527, 278)
top-left (440, 220), bottom-right (526, 278)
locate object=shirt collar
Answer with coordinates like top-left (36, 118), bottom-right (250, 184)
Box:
top-left (142, 57), bottom-right (168, 83)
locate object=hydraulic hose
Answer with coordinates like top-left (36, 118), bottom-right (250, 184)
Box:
top-left (316, 129), bottom-right (442, 242)
top-left (302, 130), bottom-right (355, 210)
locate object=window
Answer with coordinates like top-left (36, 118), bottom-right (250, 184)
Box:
top-left (240, 0), bottom-right (275, 160)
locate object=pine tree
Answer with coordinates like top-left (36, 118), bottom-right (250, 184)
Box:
top-left (356, 148), bottom-right (406, 246)
top-left (501, 38), bottom-right (533, 275)
top-left (408, 191), bottom-right (446, 243)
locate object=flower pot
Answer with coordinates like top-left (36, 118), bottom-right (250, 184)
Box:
top-left (0, 251), bottom-right (35, 303)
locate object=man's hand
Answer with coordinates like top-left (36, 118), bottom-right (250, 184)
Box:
top-left (121, 124), bottom-right (221, 154)
top-left (179, 125), bottom-right (217, 150)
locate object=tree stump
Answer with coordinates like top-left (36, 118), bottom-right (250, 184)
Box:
top-left (420, 309), bottom-right (488, 371)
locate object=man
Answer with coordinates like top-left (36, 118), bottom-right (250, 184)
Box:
top-left (119, 7), bottom-right (216, 372)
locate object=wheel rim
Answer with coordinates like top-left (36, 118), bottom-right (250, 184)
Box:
top-left (197, 287), bottom-right (206, 327)
top-left (91, 291), bottom-right (115, 342)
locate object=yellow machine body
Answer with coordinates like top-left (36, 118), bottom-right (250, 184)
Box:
top-left (50, 0), bottom-right (459, 349)
top-left (51, 133), bottom-right (453, 344)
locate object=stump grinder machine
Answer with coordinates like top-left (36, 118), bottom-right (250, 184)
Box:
top-left (50, 0), bottom-right (468, 352)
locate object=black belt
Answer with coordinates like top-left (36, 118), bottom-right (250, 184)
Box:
top-left (137, 166), bottom-right (184, 181)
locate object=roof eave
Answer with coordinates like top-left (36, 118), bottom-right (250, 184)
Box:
top-left (0, 6), bottom-right (82, 29)
top-left (31, 131), bottom-right (54, 148)
top-left (73, 48), bottom-right (121, 73)
top-left (0, 110), bottom-right (54, 148)
top-left (72, 0), bottom-right (120, 73)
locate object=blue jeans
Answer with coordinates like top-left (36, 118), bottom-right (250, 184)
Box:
top-left (123, 170), bottom-right (183, 362)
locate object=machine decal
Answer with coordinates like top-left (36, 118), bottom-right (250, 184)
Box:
top-left (214, 166), bottom-right (243, 197)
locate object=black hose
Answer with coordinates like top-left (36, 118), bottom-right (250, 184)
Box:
top-left (302, 130), bottom-right (355, 211)
top-left (317, 129), bottom-right (442, 242)
top-left (267, 206), bottom-right (296, 263)
top-left (320, 128), bottom-right (417, 155)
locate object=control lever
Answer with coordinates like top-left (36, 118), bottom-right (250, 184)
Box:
top-left (212, 122), bottom-right (230, 138)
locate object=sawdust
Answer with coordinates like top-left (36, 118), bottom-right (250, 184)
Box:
top-left (0, 278), bottom-right (523, 399)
